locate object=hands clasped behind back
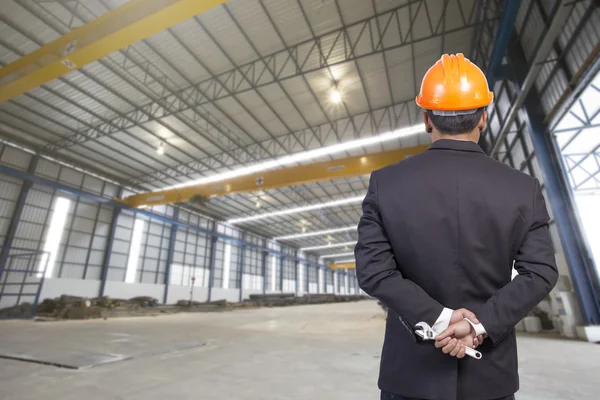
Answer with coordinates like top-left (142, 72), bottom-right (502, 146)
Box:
top-left (434, 308), bottom-right (486, 359)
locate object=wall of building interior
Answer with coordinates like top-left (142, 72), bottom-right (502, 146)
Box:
top-left (0, 142), bottom-right (359, 308)
top-left (472, 0), bottom-right (600, 287)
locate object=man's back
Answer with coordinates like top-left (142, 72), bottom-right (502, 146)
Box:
top-left (356, 139), bottom-right (558, 400)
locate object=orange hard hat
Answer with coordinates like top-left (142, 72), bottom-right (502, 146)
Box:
top-left (415, 53), bottom-right (493, 111)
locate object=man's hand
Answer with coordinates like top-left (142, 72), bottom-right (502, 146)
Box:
top-left (449, 309), bottom-right (485, 348)
top-left (434, 320), bottom-right (477, 359)
top-left (450, 308), bottom-right (479, 325)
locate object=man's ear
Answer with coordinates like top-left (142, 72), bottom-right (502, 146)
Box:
top-left (478, 110), bottom-right (487, 133)
top-left (423, 111), bottom-right (433, 134)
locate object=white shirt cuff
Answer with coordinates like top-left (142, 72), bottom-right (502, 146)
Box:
top-left (464, 318), bottom-right (487, 336)
top-left (431, 307), bottom-right (454, 335)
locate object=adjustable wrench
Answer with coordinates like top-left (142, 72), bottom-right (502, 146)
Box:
top-left (414, 321), bottom-right (482, 360)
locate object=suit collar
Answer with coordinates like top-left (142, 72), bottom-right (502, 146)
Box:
top-left (428, 139), bottom-right (485, 154)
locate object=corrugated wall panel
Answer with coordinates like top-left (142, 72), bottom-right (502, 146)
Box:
top-left (0, 147), bottom-right (32, 170)
top-left (1, 142), bottom-right (305, 299)
top-left (0, 176), bottom-right (22, 246)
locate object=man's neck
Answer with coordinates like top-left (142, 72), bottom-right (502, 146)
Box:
top-left (431, 132), bottom-right (479, 143)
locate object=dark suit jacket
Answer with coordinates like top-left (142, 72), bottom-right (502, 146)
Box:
top-left (356, 139), bottom-right (558, 400)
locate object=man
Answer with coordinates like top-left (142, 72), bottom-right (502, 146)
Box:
top-left (355, 54), bottom-right (558, 400)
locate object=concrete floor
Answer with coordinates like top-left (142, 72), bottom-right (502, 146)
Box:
top-left (0, 301), bottom-right (598, 400)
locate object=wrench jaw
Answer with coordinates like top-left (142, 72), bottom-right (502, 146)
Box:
top-left (414, 321), bottom-right (436, 340)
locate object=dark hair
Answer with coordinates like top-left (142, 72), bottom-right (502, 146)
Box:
top-left (426, 108), bottom-right (484, 135)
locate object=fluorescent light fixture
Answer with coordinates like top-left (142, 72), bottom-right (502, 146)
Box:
top-left (334, 259), bottom-right (355, 264)
top-left (274, 225), bottom-right (356, 240)
top-left (156, 142), bottom-right (165, 155)
top-left (38, 197), bottom-right (71, 278)
top-left (301, 241), bottom-right (356, 251)
top-left (228, 195), bottom-right (364, 224)
top-left (163, 124), bottom-right (423, 190)
top-left (323, 251), bottom-right (355, 258)
top-left (125, 218), bottom-right (145, 283)
top-left (222, 243), bottom-right (232, 289)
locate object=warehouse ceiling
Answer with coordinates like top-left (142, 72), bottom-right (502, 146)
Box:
top-left (0, 0), bottom-right (502, 255)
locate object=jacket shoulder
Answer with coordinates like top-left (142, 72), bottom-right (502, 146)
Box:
top-left (373, 150), bottom-right (427, 177)
top-left (373, 148), bottom-right (537, 186)
top-left (483, 154), bottom-right (538, 185)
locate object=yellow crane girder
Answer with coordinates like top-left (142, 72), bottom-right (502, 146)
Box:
top-left (119, 144), bottom-right (429, 208)
top-left (0, 0), bottom-right (226, 103)
top-left (329, 263), bottom-right (356, 269)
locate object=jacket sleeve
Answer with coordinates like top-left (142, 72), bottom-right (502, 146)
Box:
top-left (355, 171), bottom-right (444, 328)
top-left (473, 179), bottom-right (558, 344)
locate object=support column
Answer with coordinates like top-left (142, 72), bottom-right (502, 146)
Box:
top-left (162, 208), bottom-right (179, 304)
top-left (279, 256), bottom-right (284, 292)
top-left (261, 242), bottom-right (268, 295)
top-left (524, 100), bottom-right (600, 324)
top-left (99, 187), bottom-right (123, 297)
top-left (238, 233), bottom-right (246, 303)
top-left (0, 156), bottom-right (38, 275)
top-left (305, 262), bottom-right (310, 294)
top-left (207, 223), bottom-right (218, 302)
top-left (294, 250), bottom-right (299, 296)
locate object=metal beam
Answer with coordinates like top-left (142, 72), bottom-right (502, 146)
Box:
top-left (329, 263), bottom-right (356, 269)
top-left (238, 233), bottom-right (246, 303)
top-left (484, 0), bottom-right (521, 89)
top-left (489, 0), bottom-right (573, 156)
top-left (0, 162), bottom-right (323, 266)
top-left (207, 225), bottom-right (218, 302)
top-left (131, 102), bottom-right (427, 186)
top-left (163, 207), bottom-right (179, 304)
top-left (0, 0), bottom-right (226, 103)
top-left (294, 251), bottom-right (299, 296)
top-left (261, 241), bottom-right (268, 295)
top-left (120, 145), bottom-right (429, 208)
top-left (99, 187), bottom-right (124, 297)
top-left (279, 256), bottom-right (284, 292)
top-left (43, 0), bottom-right (493, 155)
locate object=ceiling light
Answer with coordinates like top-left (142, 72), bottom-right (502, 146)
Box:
top-left (330, 89), bottom-right (342, 103)
top-left (227, 195), bottom-right (364, 224)
top-left (274, 225), bottom-right (356, 240)
top-left (302, 226), bottom-right (307, 233)
top-left (255, 200), bottom-right (261, 208)
top-left (162, 124), bottom-right (423, 190)
top-left (300, 241), bottom-right (356, 251)
top-left (323, 251), bottom-right (355, 258)
top-left (334, 259), bottom-right (355, 264)
top-left (156, 142), bottom-right (165, 155)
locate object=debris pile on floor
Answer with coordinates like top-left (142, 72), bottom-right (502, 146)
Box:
top-left (25, 293), bottom-right (367, 320)
top-left (34, 295), bottom-right (164, 320)
top-left (0, 302), bottom-right (33, 318)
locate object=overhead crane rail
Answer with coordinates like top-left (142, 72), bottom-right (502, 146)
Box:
top-left (0, 0), bottom-right (226, 103)
top-left (119, 145), bottom-right (429, 208)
